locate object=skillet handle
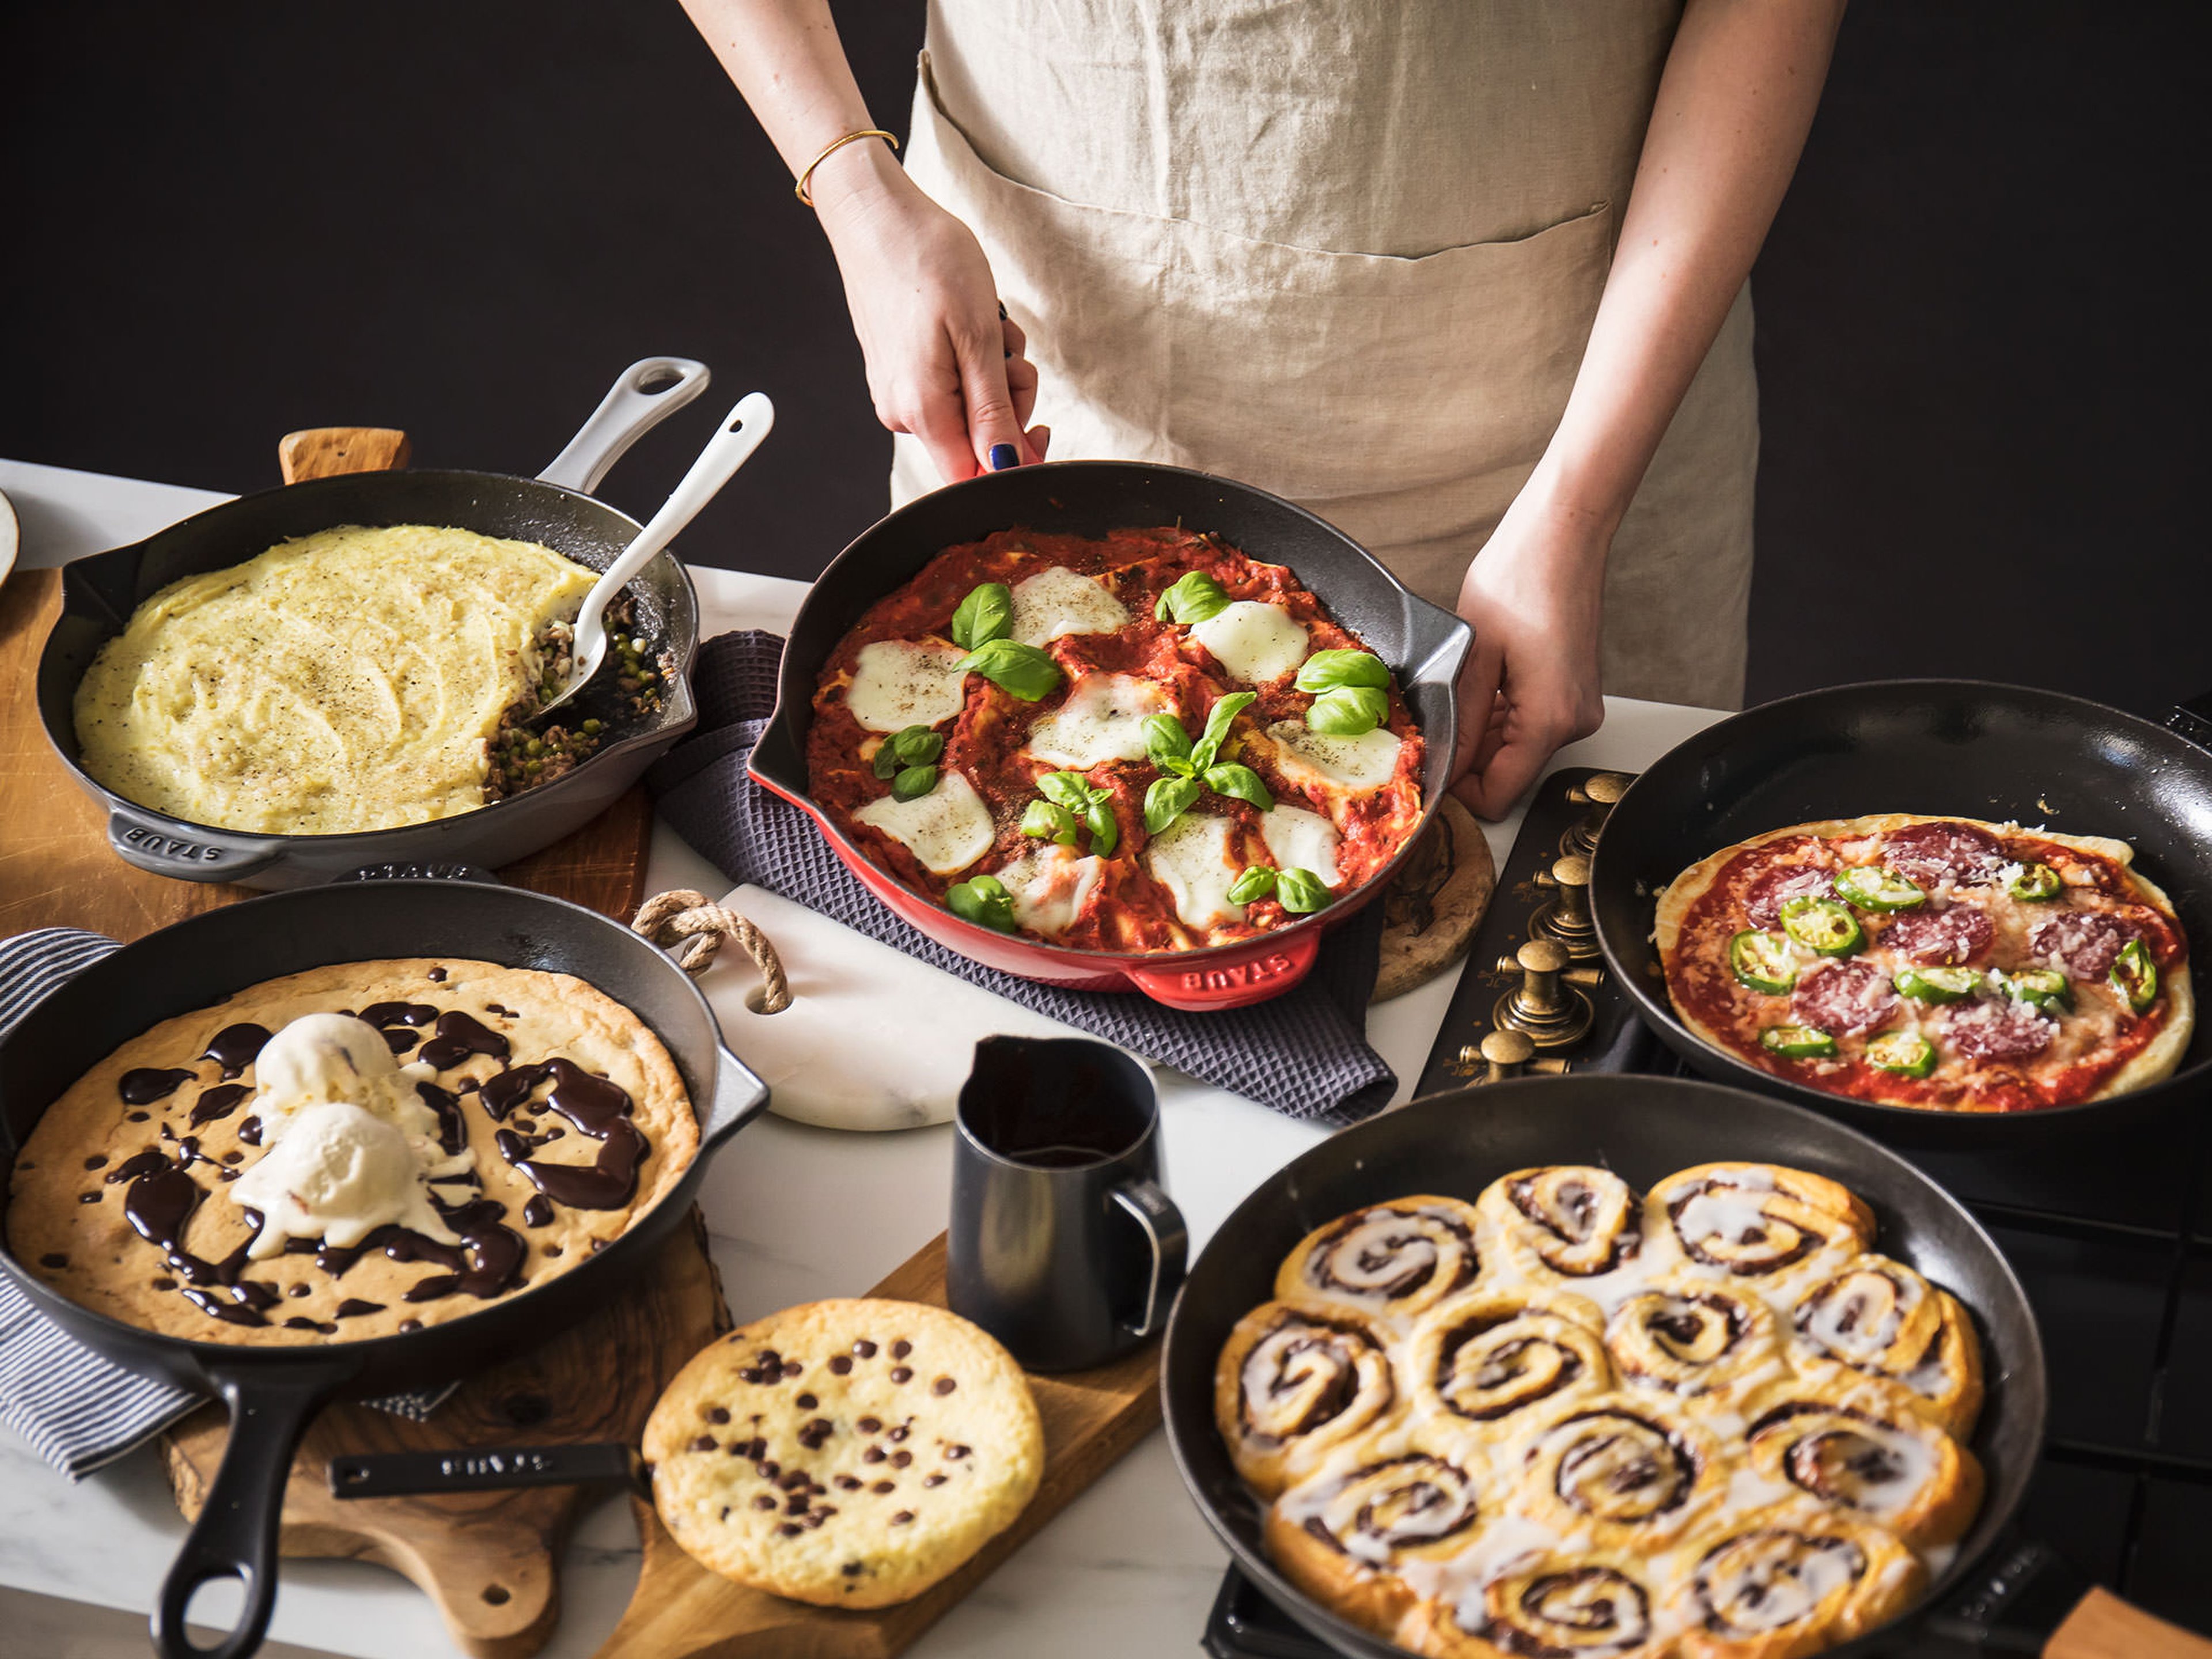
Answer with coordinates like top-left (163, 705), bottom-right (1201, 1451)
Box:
top-left (2046, 1590), bottom-right (2212, 1657)
top-left (275, 427), bottom-right (410, 483)
top-left (153, 1359), bottom-right (355, 1659)
top-left (703, 1043), bottom-right (772, 1150)
top-left (107, 805), bottom-right (280, 884)
top-left (329, 1441), bottom-right (641, 1499)
top-left (538, 357), bottom-right (713, 495)
top-left (1124, 930), bottom-right (1321, 1012)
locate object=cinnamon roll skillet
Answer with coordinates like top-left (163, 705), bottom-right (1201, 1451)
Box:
top-left (1212, 1162), bottom-right (1984, 1658)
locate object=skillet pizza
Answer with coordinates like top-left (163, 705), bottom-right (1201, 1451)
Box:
top-left (805, 526), bottom-right (1425, 952)
top-left (1656, 814), bottom-right (2193, 1111)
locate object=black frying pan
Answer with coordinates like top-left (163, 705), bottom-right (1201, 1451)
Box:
top-left (1160, 1074), bottom-right (2047, 1659)
top-left (0, 876), bottom-right (771, 1659)
top-left (1588, 680), bottom-right (2212, 1146)
top-left (34, 358), bottom-right (713, 890)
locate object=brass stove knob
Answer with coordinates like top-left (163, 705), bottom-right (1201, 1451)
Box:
top-left (1563, 771), bottom-right (1632, 858)
top-left (1532, 853), bottom-right (1601, 960)
top-left (1491, 938), bottom-right (1596, 1050)
top-left (1479, 1028), bottom-right (1535, 1082)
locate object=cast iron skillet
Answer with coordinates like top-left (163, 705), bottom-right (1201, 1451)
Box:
top-left (1588, 680), bottom-right (2212, 1146)
top-left (0, 876), bottom-right (772, 1659)
top-left (35, 357), bottom-right (715, 890)
top-left (747, 460), bottom-right (1472, 1011)
top-left (1160, 1074), bottom-right (2045, 1659)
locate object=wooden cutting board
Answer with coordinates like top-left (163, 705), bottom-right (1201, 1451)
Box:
top-left (597, 1232), bottom-right (1162, 1659)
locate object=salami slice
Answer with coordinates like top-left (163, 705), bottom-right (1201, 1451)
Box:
top-left (1880, 821), bottom-right (2008, 888)
top-left (2029, 910), bottom-right (2134, 979)
top-left (1944, 997), bottom-right (2058, 1061)
top-left (1879, 904), bottom-right (1995, 967)
top-left (1745, 866), bottom-right (1836, 929)
top-left (1790, 959), bottom-right (1900, 1037)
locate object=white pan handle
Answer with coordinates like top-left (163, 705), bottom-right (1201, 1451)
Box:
top-left (538, 357), bottom-right (711, 495)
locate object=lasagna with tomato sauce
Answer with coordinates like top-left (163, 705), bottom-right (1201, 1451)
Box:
top-left (805, 527), bottom-right (1426, 952)
top-left (1656, 814), bottom-right (2194, 1111)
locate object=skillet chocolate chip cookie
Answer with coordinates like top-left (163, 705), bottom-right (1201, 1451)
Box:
top-left (643, 1298), bottom-right (1044, 1608)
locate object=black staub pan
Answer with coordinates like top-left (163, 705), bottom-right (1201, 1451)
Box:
top-left (1160, 1075), bottom-right (2048, 1659)
top-left (0, 878), bottom-right (770, 1659)
top-left (1588, 680), bottom-right (2212, 1145)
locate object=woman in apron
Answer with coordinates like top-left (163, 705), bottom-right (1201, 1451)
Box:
top-left (682, 0), bottom-right (1845, 814)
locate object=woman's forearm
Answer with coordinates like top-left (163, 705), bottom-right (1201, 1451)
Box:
top-left (1529, 0), bottom-right (1847, 542)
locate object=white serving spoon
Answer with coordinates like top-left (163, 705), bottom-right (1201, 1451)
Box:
top-left (538, 390), bottom-right (774, 717)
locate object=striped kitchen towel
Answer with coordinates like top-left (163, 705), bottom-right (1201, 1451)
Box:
top-left (0, 929), bottom-right (450, 1480)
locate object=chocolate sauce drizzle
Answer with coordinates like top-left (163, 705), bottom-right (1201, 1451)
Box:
top-left (201, 1023), bottom-right (272, 1078)
top-left (359, 1001), bottom-right (439, 1054)
top-left (187, 1083), bottom-right (252, 1129)
top-left (115, 1151), bottom-right (275, 1327)
top-left (118, 1067), bottom-right (195, 1107)
top-left (418, 1011), bottom-right (510, 1071)
top-left (414, 1082), bottom-right (468, 1156)
top-left (480, 1059), bottom-right (645, 1210)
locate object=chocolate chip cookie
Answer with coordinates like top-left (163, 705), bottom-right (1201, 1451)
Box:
top-left (643, 1298), bottom-right (1044, 1608)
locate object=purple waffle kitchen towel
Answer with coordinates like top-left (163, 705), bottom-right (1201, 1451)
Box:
top-left (0, 929), bottom-right (450, 1479)
top-left (646, 630), bottom-right (1397, 1123)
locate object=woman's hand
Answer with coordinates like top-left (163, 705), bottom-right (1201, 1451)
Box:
top-left (1450, 489), bottom-right (1609, 820)
top-left (813, 147), bottom-right (1049, 483)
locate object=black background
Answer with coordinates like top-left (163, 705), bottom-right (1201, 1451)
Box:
top-left (4, 3), bottom-right (2205, 716)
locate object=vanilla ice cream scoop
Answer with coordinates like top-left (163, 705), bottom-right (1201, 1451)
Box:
top-left (232, 1100), bottom-right (462, 1259)
top-left (255, 1012), bottom-right (412, 1130)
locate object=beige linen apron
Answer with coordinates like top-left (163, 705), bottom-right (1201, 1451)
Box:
top-left (891, 1), bottom-right (1758, 709)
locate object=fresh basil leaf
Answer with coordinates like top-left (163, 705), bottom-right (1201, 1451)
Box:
top-left (1204, 763), bottom-right (1274, 810)
top-left (945, 873), bottom-right (1016, 932)
top-left (1021, 799), bottom-right (1079, 844)
top-left (1192, 690), bottom-right (1256, 768)
top-left (1143, 713), bottom-right (1194, 770)
top-left (872, 743), bottom-right (903, 780)
top-left (891, 725), bottom-right (944, 766)
top-left (891, 764), bottom-right (938, 802)
top-left (1276, 867), bottom-right (1332, 913)
top-left (1155, 570), bottom-right (1232, 624)
top-left (1294, 649), bottom-right (1391, 694)
top-left (1143, 774), bottom-right (1203, 835)
top-left (955, 637), bottom-right (1063, 701)
top-left (1037, 770), bottom-right (1094, 812)
top-left (1306, 685), bottom-right (1388, 737)
top-left (1227, 866), bottom-right (1277, 905)
top-left (1084, 798), bottom-right (1120, 858)
top-left (949, 582), bottom-right (1013, 652)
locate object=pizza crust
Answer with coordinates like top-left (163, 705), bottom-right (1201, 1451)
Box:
top-left (1654, 813), bottom-right (2194, 1109)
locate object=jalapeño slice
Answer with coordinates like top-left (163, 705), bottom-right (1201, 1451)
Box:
top-left (2002, 968), bottom-right (2073, 1013)
top-left (1895, 965), bottom-right (1979, 1004)
top-left (2111, 939), bottom-right (2160, 1013)
top-left (1866, 1030), bottom-right (1937, 1078)
top-left (1779, 896), bottom-right (1864, 957)
top-left (2009, 862), bottom-right (2063, 901)
top-left (1729, 930), bottom-right (1798, 994)
top-left (1761, 1024), bottom-right (1838, 1059)
top-left (1832, 866), bottom-right (1926, 912)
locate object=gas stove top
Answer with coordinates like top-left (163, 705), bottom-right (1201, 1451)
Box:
top-left (1203, 768), bottom-right (2212, 1657)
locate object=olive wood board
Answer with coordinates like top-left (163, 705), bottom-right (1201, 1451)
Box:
top-left (164, 1210), bottom-right (732, 1659)
top-left (596, 1231), bottom-right (1163, 1659)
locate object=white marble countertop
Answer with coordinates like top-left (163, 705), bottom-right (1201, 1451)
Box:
top-left (0, 456), bottom-right (1725, 1658)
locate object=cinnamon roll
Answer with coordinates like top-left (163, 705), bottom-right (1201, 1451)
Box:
top-left (1669, 1503), bottom-right (1926, 1659)
top-left (1397, 1548), bottom-right (1674, 1659)
top-left (1276, 1197), bottom-right (1484, 1330)
top-left (1510, 1392), bottom-right (1731, 1551)
top-left (1266, 1450), bottom-right (1486, 1635)
top-left (1787, 1255), bottom-right (1984, 1437)
top-left (1214, 1300), bottom-right (1399, 1496)
top-left (1607, 1278), bottom-right (1786, 1412)
top-left (1476, 1166), bottom-right (1643, 1291)
top-left (1406, 1289), bottom-right (1612, 1447)
top-left (1645, 1164), bottom-right (1874, 1298)
top-left (1744, 1392), bottom-right (1983, 1551)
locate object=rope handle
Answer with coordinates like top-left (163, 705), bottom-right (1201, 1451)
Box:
top-left (631, 890), bottom-right (792, 1014)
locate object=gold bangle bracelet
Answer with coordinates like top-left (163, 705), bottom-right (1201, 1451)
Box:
top-left (794, 128), bottom-right (899, 207)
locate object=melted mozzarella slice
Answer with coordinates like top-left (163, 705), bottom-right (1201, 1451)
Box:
top-left (854, 769), bottom-right (995, 875)
top-left (1190, 600), bottom-right (1309, 684)
top-left (1024, 673), bottom-right (1175, 769)
top-left (1143, 813), bottom-right (1247, 931)
top-left (1008, 566), bottom-right (1130, 646)
top-left (1259, 804), bottom-right (1342, 886)
top-left (1267, 719), bottom-right (1405, 793)
top-left (845, 639), bottom-right (968, 733)
top-left (998, 844), bottom-right (1105, 937)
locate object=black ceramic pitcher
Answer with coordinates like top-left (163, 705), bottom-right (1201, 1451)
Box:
top-left (946, 1035), bottom-right (1188, 1372)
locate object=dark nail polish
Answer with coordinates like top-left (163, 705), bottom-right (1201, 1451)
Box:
top-left (988, 443), bottom-right (1018, 471)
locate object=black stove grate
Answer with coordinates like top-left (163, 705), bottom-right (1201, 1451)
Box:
top-left (1203, 769), bottom-right (2212, 1657)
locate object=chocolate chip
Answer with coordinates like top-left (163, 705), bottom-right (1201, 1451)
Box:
top-left (796, 1393), bottom-right (817, 1410)
top-left (82, 1154), bottom-right (107, 1171)
top-left (892, 1339), bottom-right (912, 1359)
top-left (888, 1425), bottom-right (909, 1442)
top-left (707, 1406), bottom-right (730, 1424)
top-left (830, 1355), bottom-right (853, 1375)
top-left (153, 1277), bottom-right (176, 1290)
top-left (690, 1436), bottom-right (718, 1453)
top-left (779, 1522), bottom-right (803, 1537)
top-left (719, 1505), bottom-right (730, 1521)
top-left (873, 1479), bottom-right (895, 1493)
top-left (835, 1475), bottom-right (861, 1491)
top-left (78, 1192), bottom-right (100, 1205)
top-left (946, 1445), bottom-right (971, 1460)
top-left (858, 1416), bottom-right (881, 1433)
top-left (891, 1450), bottom-right (911, 1469)
top-left (748, 1437), bottom-right (770, 1459)
top-left (853, 1339), bottom-right (877, 1358)
top-left (798, 1419), bottom-right (834, 1450)
top-left (805, 1512), bottom-right (827, 1529)
top-left (890, 1366), bottom-right (912, 1384)
top-left (933, 1377), bottom-right (956, 1395)
top-left (543, 1244), bottom-right (563, 1259)
top-left (786, 1494), bottom-right (809, 1515)
top-left (285, 1283), bottom-right (306, 1297)
top-left (37, 1253), bottom-right (67, 1269)
top-left (756, 1460), bottom-right (781, 1479)
top-left (778, 1470), bottom-right (810, 1491)
top-left (892, 1510), bottom-right (914, 1525)
top-left (782, 1360), bottom-right (802, 1377)
top-left (589, 1238), bottom-right (607, 1253)
top-left (126, 1111), bottom-right (148, 1123)
top-left (863, 1446), bottom-right (885, 1464)
top-left (400, 1319), bottom-right (422, 1332)
top-left (923, 1474), bottom-right (946, 1488)
top-left (843, 1563), bottom-right (863, 1577)
top-left (221, 1150), bottom-right (243, 1165)
top-left (753, 1495), bottom-right (777, 1511)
